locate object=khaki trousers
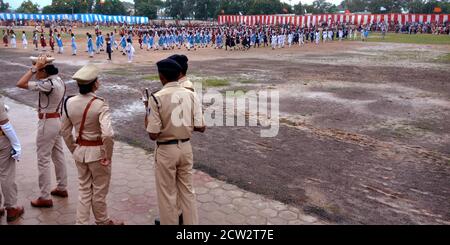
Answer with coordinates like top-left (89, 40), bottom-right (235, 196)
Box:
top-left (75, 160), bottom-right (111, 225)
top-left (36, 118), bottom-right (67, 199)
top-left (155, 141), bottom-right (198, 225)
top-left (0, 137), bottom-right (17, 208)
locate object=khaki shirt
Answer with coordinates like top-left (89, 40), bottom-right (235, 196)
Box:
top-left (0, 97), bottom-right (7, 122)
top-left (147, 82), bottom-right (204, 142)
top-left (0, 97), bottom-right (10, 147)
top-left (61, 92), bottom-right (114, 163)
top-left (28, 75), bottom-right (66, 113)
top-left (179, 76), bottom-right (194, 92)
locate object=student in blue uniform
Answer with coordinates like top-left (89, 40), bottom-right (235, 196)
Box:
top-left (95, 33), bottom-right (101, 54)
top-left (71, 33), bottom-right (77, 56)
top-left (120, 34), bottom-right (127, 55)
top-left (143, 33), bottom-right (148, 50)
top-left (149, 33), bottom-right (154, 50)
top-left (215, 32), bottom-right (223, 49)
top-left (56, 34), bottom-right (63, 54)
top-left (159, 34), bottom-right (166, 50)
top-left (87, 33), bottom-right (94, 58)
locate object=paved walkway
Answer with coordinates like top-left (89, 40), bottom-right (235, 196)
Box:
top-left (0, 97), bottom-right (326, 225)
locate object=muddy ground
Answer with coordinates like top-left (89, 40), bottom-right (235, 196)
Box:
top-left (1, 40), bottom-right (449, 224)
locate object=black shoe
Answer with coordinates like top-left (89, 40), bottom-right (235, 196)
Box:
top-left (154, 214), bottom-right (183, 225)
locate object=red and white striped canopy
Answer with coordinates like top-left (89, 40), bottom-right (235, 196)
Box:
top-left (218, 14), bottom-right (450, 26)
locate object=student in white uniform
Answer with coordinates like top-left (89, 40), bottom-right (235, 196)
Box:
top-left (328, 29), bottom-right (333, 42)
top-left (125, 38), bottom-right (135, 63)
top-left (322, 29), bottom-right (327, 43)
top-left (10, 31), bottom-right (16, 48)
top-left (277, 34), bottom-right (283, 49)
top-left (299, 31), bottom-right (304, 46)
top-left (271, 33), bottom-right (277, 50)
top-left (22, 31), bottom-right (27, 49)
top-left (339, 29), bottom-right (344, 41)
top-left (288, 32), bottom-right (293, 48)
top-left (315, 30), bottom-right (320, 45)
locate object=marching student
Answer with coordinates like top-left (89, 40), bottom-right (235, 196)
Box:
top-left (33, 31), bottom-right (38, 50)
top-left (288, 32), bottom-right (293, 48)
top-left (95, 33), bottom-right (101, 54)
top-left (120, 34), bottom-right (127, 55)
top-left (40, 33), bottom-right (47, 51)
top-left (106, 33), bottom-right (112, 61)
top-left (299, 30), bottom-right (305, 46)
top-left (56, 34), bottom-right (63, 54)
top-left (49, 31), bottom-right (55, 52)
top-left (111, 32), bottom-right (118, 50)
top-left (87, 33), bottom-right (94, 58)
top-left (315, 29), bottom-right (320, 45)
top-left (10, 30), bottom-right (16, 48)
top-left (125, 38), bottom-right (135, 63)
top-left (2, 29), bottom-right (8, 47)
top-left (271, 33), bottom-right (277, 50)
top-left (71, 33), bottom-right (77, 56)
top-left (22, 31), bottom-right (28, 49)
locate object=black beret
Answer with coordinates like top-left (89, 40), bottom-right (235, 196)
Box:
top-left (157, 58), bottom-right (182, 74)
top-left (168, 54), bottom-right (188, 72)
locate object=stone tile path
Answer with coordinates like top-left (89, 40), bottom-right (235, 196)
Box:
top-left (0, 97), bottom-right (326, 225)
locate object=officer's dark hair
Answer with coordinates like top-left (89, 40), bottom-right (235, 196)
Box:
top-left (159, 70), bottom-right (179, 82)
top-left (78, 79), bottom-right (97, 95)
top-left (44, 65), bottom-right (59, 76)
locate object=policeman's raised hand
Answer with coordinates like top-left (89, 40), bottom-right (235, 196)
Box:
top-left (34, 55), bottom-right (47, 70)
top-left (100, 158), bottom-right (111, 166)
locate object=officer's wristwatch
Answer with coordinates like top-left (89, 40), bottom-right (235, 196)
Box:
top-left (31, 67), bottom-right (37, 74)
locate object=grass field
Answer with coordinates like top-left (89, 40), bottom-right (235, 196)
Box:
top-left (367, 33), bottom-right (450, 45)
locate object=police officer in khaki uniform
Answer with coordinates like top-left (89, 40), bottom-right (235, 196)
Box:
top-left (61, 64), bottom-right (123, 225)
top-left (0, 97), bottom-right (24, 222)
top-left (168, 55), bottom-right (194, 92)
top-left (146, 58), bottom-right (205, 225)
top-left (16, 55), bottom-right (68, 208)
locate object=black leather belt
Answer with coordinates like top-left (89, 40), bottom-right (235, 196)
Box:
top-left (157, 139), bottom-right (190, 146)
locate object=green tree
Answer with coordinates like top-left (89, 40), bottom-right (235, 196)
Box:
top-left (134, 0), bottom-right (163, 19)
top-left (1, 0), bottom-right (10, 12)
top-left (41, 0), bottom-right (95, 14)
top-left (246, 0), bottom-right (284, 15)
top-left (165, 0), bottom-right (187, 19)
top-left (368, 0), bottom-right (404, 14)
top-left (339, 0), bottom-right (368, 13)
top-left (293, 2), bottom-right (305, 15)
top-left (217, 0), bottom-right (251, 15)
top-left (312, 0), bottom-right (338, 13)
top-left (94, 0), bottom-right (127, 15)
top-left (16, 0), bottom-right (40, 13)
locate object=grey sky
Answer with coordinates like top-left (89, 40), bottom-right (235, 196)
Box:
top-left (8, 0), bottom-right (343, 10)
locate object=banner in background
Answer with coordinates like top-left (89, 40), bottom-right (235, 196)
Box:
top-left (0, 13), bottom-right (149, 24)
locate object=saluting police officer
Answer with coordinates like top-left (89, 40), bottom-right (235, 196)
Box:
top-left (146, 58), bottom-right (205, 225)
top-left (16, 55), bottom-right (68, 208)
top-left (61, 64), bottom-right (123, 225)
top-left (0, 97), bottom-right (24, 222)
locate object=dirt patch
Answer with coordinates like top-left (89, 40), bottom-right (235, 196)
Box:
top-left (1, 41), bottom-right (450, 225)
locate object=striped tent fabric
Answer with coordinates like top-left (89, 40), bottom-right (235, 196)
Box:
top-left (0, 13), bottom-right (149, 24)
top-left (217, 14), bottom-right (450, 26)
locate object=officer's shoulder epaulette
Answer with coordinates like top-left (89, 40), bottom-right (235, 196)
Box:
top-left (95, 96), bottom-right (106, 102)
